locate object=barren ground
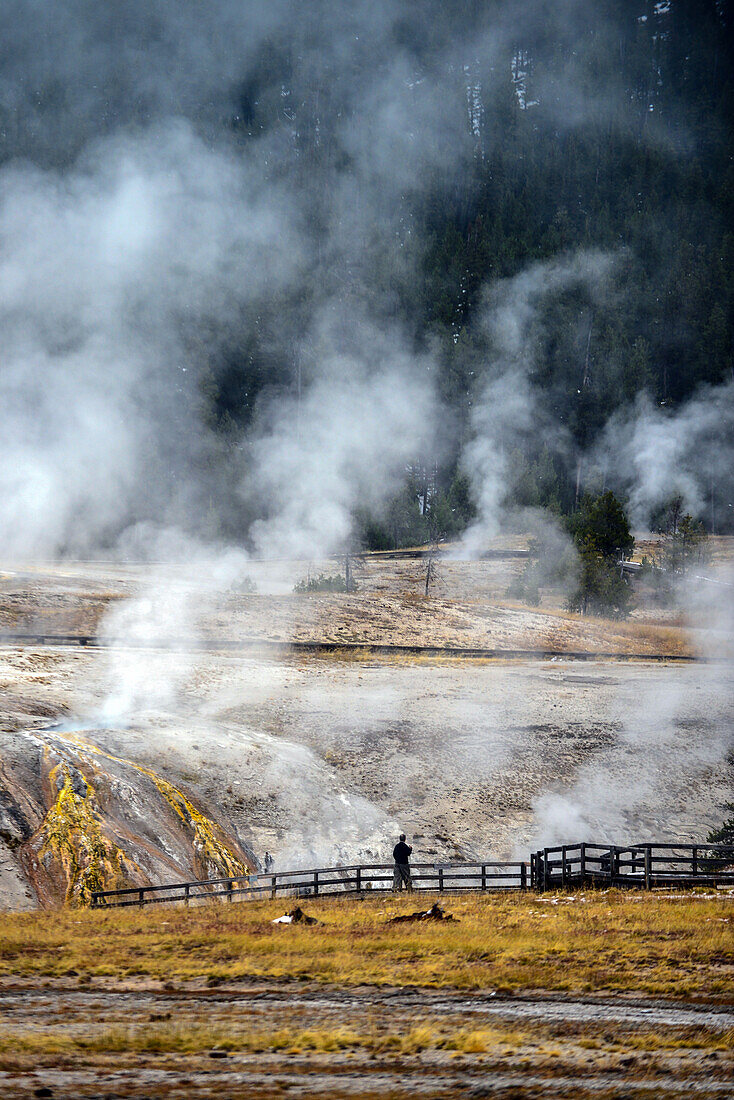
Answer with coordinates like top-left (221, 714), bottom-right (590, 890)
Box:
top-left (0, 553), bottom-right (732, 1097)
top-left (0, 551), bottom-right (714, 654)
top-left (1, 980), bottom-right (731, 1098)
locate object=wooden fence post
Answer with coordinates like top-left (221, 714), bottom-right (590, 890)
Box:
top-left (184, 883), bottom-right (190, 907)
top-left (227, 880), bottom-right (233, 903)
top-left (579, 843), bottom-right (586, 885)
top-left (644, 847), bottom-right (651, 890)
top-left (520, 862), bottom-right (527, 890)
top-left (270, 875), bottom-right (276, 900)
top-left (543, 848), bottom-right (550, 891)
top-left (314, 872), bottom-right (319, 896)
top-left (138, 889), bottom-right (145, 908)
top-left (481, 864), bottom-right (487, 891)
top-left (355, 867), bottom-right (361, 894)
top-left (692, 847), bottom-right (698, 876)
top-left (561, 846), bottom-right (568, 886)
top-left (438, 866), bottom-right (444, 894)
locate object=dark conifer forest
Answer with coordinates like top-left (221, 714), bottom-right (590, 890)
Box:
top-left (201, 0), bottom-right (734, 545)
top-left (0, 1), bottom-right (732, 554)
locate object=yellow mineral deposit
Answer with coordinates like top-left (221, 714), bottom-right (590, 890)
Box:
top-left (31, 736), bottom-right (248, 906)
top-left (36, 760), bottom-right (139, 907)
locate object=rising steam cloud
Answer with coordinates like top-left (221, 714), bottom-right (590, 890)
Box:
top-left (0, 3), bottom-right (468, 561)
top-left (0, 4), bottom-right (724, 561)
top-left (460, 251), bottom-right (614, 555)
top-left (593, 382), bottom-right (734, 530)
top-left (248, 312), bottom-right (439, 558)
top-left (1, 1), bottom-right (731, 874)
top-left (0, 123), bottom-right (301, 556)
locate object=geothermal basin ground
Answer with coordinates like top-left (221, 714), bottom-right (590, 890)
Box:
top-left (0, 551), bottom-right (732, 1097)
top-left (0, 549), bottom-right (733, 908)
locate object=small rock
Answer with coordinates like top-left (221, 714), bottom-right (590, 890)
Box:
top-left (34, 1089), bottom-right (54, 1099)
top-left (209, 1049), bottom-right (228, 1059)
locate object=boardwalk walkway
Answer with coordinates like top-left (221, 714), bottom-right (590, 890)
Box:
top-left (91, 843), bottom-right (734, 908)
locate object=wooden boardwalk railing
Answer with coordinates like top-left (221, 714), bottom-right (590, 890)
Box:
top-left (530, 843), bottom-right (734, 890)
top-left (90, 842), bottom-right (734, 909)
top-left (91, 860), bottom-right (526, 909)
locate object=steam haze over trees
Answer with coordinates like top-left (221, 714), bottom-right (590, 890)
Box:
top-left (0, 0), bottom-right (732, 557)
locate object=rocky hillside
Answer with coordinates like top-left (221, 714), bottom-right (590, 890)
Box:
top-left (0, 720), bottom-right (253, 910)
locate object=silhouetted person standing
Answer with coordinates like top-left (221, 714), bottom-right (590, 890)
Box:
top-left (392, 834), bottom-right (413, 891)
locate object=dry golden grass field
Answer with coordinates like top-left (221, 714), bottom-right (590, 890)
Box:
top-left (1, 890), bottom-right (732, 1098)
top-left (2, 891), bottom-right (732, 997)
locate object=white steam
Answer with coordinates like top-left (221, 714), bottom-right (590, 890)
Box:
top-left (0, 2), bottom-right (730, 875)
top-left (0, 123), bottom-right (300, 557)
top-left (593, 382), bottom-right (734, 529)
top-left (529, 567), bottom-right (734, 847)
top-left (460, 251), bottom-right (614, 555)
top-left (248, 313), bottom-right (439, 559)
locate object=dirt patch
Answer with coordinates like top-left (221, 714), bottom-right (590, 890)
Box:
top-left (0, 979), bottom-right (731, 1098)
top-left (0, 556), bottom-right (705, 655)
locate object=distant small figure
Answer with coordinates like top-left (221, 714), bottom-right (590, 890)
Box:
top-left (264, 851), bottom-right (274, 873)
top-left (392, 833), bottom-right (413, 892)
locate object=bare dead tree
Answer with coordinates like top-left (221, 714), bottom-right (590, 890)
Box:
top-left (424, 545), bottom-right (441, 596)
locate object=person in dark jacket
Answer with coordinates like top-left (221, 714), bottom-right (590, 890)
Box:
top-left (392, 834), bottom-right (413, 891)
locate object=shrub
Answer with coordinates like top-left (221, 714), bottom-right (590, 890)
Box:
top-left (230, 576), bottom-right (257, 594)
top-left (294, 573), bottom-right (354, 593)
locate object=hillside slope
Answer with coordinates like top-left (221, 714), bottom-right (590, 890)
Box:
top-left (0, 718), bottom-right (252, 910)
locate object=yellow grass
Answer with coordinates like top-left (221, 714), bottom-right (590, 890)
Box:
top-left (1, 891), bottom-right (732, 999)
top-left (510, 604), bottom-right (694, 656)
top-left (0, 1022), bottom-right (529, 1057)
